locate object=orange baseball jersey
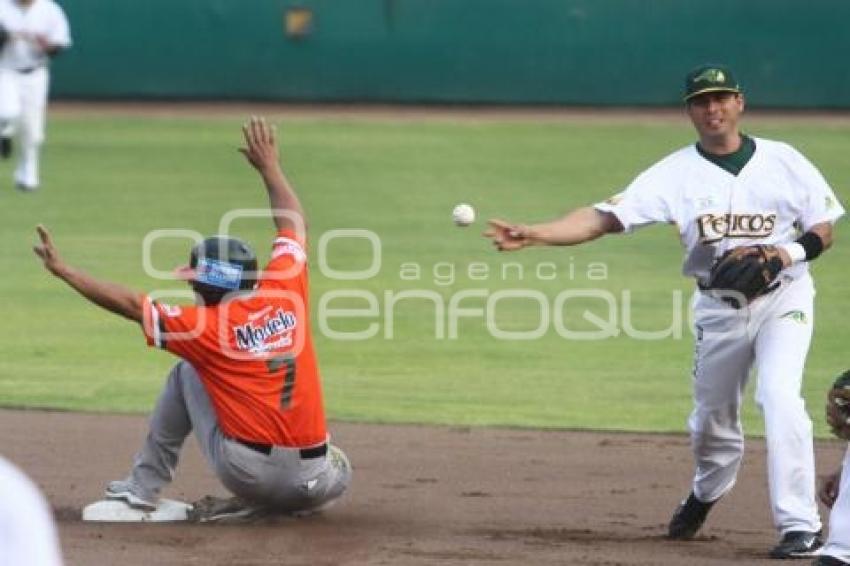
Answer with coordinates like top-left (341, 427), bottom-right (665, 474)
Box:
top-left (142, 230), bottom-right (327, 448)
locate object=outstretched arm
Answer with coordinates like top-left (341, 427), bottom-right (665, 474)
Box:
top-left (32, 226), bottom-right (143, 322)
top-left (239, 116), bottom-right (305, 233)
top-left (484, 206), bottom-right (623, 251)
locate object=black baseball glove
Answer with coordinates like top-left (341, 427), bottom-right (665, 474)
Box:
top-left (706, 245), bottom-right (784, 308)
top-left (827, 370), bottom-right (850, 441)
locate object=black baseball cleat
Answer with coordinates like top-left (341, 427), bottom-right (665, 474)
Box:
top-left (813, 555), bottom-right (850, 565)
top-left (188, 495), bottom-right (270, 523)
top-left (0, 136), bottom-right (10, 159)
top-left (769, 530), bottom-right (823, 559)
top-left (667, 491), bottom-right (717, 539)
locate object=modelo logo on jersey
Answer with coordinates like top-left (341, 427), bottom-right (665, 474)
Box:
top-left (696, 212), bottom-right (777, 243)
top-left (233, 309), bottom-right (297, 351)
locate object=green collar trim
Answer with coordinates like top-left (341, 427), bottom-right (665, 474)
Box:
top-left (696, 134), bottom-right (755, 176)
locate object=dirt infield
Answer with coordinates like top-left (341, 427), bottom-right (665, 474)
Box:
top-left (1, 409), bottom-right (844, 565)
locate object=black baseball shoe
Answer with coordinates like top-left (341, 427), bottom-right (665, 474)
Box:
top-left (0, 136), bottom-right (10, 159)
top-left (813, 555), bottom-right (850, 565)
top-left (667, 491), bottom-right (717, 539)
top-left (769, 530), bottom-right (823, 559)
top-left (188, 495), bottom-right (270, 523)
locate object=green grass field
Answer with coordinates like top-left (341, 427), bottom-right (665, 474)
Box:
top-left (1, 110), bottom-right (847, 436)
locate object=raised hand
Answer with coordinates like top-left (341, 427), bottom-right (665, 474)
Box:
top-left (33, 224), bottom-right (65, 276)
top-left (238, 116), bottom-right (280, 174)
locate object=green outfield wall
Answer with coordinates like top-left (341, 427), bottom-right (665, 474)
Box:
top-left (52, 0), bottom-right (850, 108)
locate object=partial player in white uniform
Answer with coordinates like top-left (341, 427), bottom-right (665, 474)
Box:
top-left (0, 455), bottom-right (64, 566)
top-left (483, 64), bottom-right (844, 559)
top-left (815, 371), bottom-right (850, 566)
top-left (819, 454), bottom-right (850, 566)
top-left (0, 0), bottom-right (71, 191)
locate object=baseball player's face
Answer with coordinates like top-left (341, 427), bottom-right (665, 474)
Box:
top-left (686, 92), bottom-right (744, 145)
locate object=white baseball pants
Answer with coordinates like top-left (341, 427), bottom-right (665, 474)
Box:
top-left (0, 66), bottom-right (48, 188)
top-left (688, 273), bottom-right (821, 535)
top-left (823, 446), bottom-right (850, 561)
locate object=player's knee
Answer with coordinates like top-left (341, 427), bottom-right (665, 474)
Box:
top-left (755, 387), bottom-right (805, 414)
top-left (690, 431), bottom-right (744, 457)
top-left (689, 408), bottom-right (744, 450)
top-left (298, 446), bottom-right (351, 508)
top-left (688, 403), bottom-right (740, 431)
top-left (328, 445), bottom-right (352, 492)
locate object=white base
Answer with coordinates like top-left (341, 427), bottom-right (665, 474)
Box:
top-left (82, 498), bottom-right (192, 522)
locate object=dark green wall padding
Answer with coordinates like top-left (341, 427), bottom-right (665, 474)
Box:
top-left (51, 0), bottom-right (850, 108)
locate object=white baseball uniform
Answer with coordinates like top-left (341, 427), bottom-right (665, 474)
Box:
top-left (0, 0), bottom-right (70, 189)
top-left (823, 448), bottom-right (850, 562)
top-left (0, 455), bottom-right (64, 566)
top-left (595, 136), bottom-right (845, 535)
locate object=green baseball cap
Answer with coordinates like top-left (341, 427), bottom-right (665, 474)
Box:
top-left (683, 64), bottom-right (741, 101)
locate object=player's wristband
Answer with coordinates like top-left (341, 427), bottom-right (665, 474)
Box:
top-left (796, 231), bottom-right (825, 261)
top-left (779, 242), bottom-right (807, 265)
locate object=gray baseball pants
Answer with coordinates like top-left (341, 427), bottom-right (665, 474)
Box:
top-left (125, 361), bottom-right (350, 512)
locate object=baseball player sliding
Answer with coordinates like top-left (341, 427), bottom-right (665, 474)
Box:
top-left (0, 0), bottom-right (71, 191)
top-left (33, 117), bottom-right (351, 521)
top-left (484, 64), bottom-right (844, 559)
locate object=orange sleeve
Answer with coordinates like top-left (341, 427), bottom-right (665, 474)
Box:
top-left (141, 296), bottom-right (203, 358)
top-left (258, 230), bottom-right (308, 292)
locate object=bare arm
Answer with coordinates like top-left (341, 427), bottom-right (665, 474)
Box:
top-left (484, 206), bottom-right (623, 251)
top-left (33, 226), bottom-right (143, 322)
top-left (239, 116), bottom-right (305, 233)
top-left (810, 221), bottom-right (834, 250)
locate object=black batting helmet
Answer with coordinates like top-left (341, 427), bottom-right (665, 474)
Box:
top-left (181, 236), bottom-right (258, 305)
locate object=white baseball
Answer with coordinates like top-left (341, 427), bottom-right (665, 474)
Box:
top-left (452, 203), bottom-right (476, 227)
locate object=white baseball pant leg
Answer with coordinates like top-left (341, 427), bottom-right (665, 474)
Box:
top-left (14, 67), bottom-right (49, 188)
top-left (753, 274), bottom-right (821, 534)
top-left (0, 68), bottom-right (21, 137)
top-left (823, 446), bottom-right (850, 561)
top-left (689, 293), bottom-right (754, 503)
